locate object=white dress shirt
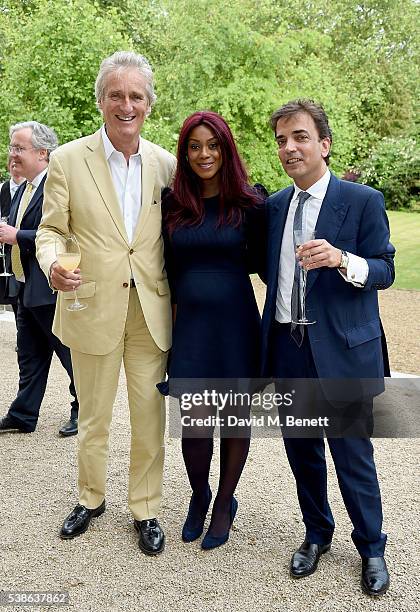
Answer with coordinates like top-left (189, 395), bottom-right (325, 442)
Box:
top-left (9, 178), bottom-right (23, 200)
top-left (101, 126), bottom-right (142, 244)
top-left (275, 169), bottom-right (369, 323)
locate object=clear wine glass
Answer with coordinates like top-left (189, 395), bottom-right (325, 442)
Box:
top-left (292, 229), bottom-right (316, 325)
top-left (0, 216), bottom-right (12, 277)
top-left (55, 234), bottom-right (87, 311)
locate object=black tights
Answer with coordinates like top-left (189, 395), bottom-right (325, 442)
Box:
top-left (181, 435), bottom-right (250, 536)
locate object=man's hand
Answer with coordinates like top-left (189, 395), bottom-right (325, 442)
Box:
top-left (0, 224), bottom-right (18, 245)
top-left (297, 239), bottom-right (341, 270)
top-left (50, 261), bottom-right (82, 291)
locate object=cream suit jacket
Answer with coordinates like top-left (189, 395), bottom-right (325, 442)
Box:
top-left (36, 128), bottom-right (176, 355)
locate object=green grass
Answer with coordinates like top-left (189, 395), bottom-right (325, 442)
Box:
top-left (387, 211), bottom-right (420, 290)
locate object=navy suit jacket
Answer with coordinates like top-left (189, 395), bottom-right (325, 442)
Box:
top-left (0, 180), bottom-right (12, 218)
top-left (261, 174), bottom-right (395, 380)
top-left (6, 175), bottom-right (56, 308)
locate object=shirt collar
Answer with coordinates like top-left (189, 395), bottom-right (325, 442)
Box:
top-left (10, 178), bottom-right (22, 191)
top-left (101, 125), bottom-right (142, 160)
top-left (29, 167), bottom-right (48, 190)
top-left (293, 168), bottom-right (331, 201)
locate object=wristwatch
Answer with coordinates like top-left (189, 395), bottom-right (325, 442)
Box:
top-left (339, 250), bottom-right (349, 269)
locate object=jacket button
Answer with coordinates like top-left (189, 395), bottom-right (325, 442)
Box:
top-left (129, 248), bottom-right (134, 254)
top-left (122, 282), bottom-right (129, 288)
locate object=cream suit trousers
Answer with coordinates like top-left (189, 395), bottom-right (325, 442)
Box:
top-left (71, 288), bottom-right (167, 520)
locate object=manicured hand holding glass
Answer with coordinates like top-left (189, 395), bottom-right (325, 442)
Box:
top-left (297, 238), bottom-right (342, 270)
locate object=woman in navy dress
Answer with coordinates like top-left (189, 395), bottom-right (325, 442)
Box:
top-left (162, 111), bottom-right (266, 550)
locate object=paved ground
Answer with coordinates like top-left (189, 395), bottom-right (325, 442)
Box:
top-left (0, 288), bottom-right (419, 612)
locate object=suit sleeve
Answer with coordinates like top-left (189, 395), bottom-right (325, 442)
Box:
top-left (17, 229), bottom-right (37, 255)
top-left (357, 190), bottom-right (395, 292)
top-left (0, 182), bottom-right (11, 218)
top-left (168, 158), bottom-right (177, 188)
top-left (245, 199), bottom-right (267, 281)
top-left (161, 192), bottom-right (177, 304)
top-left (36, 153), bottom-right (71, 282)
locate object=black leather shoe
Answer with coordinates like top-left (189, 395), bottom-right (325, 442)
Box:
top-left (0, 414), bottom-right (31, 433)
top-left (134, 518), bottom-right (165, 556)
top-left (59, 417), bottom-right (78, 437)
top-left (290, 540), bottom-right (331, 578)
top-left (59, 501), bottom-right (105, 539)
top-left (361, 556), bottom-right (390, 596)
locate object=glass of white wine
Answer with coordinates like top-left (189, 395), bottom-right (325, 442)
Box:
top-left (0, 216), bottom-right (12, 277)
top-left (55, 234), bottom-right (87, 311)
top-left (293, 229), bottom-right (316, 325)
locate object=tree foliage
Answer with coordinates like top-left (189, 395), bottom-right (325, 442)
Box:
top-left (0, 0), bottom-right (418, 207)
top-left (0, 0), bottom-right (129, 146)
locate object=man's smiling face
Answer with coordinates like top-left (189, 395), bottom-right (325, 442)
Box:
top-left (99, 67), bottom-right (150, 148)
top-left (275, 112), bottom-right (331, 190)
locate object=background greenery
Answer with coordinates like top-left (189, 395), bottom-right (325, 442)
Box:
top-left (388, 211), bottom-right (420, 290)
top-left (0, 0), bottom-right (419, 208)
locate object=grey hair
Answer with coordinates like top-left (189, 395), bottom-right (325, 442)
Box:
top-left (9, 121), bottom-right (58, 159)
top-left (95, 51), bottom-right (157, 114)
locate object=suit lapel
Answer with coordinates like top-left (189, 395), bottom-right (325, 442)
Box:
top-left (306, 174), bottom-right (350, 294)
top-left (132, 139), bottom-right (157, 244)
top-left (21, 175), bottom-right (46, 222)
top-left (9, 182), bottom-right (27, 227)
top-left (84, 130), bottom-right (129, 245)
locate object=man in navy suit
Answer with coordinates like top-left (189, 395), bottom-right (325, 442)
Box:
top-left (0, 121), bottom-right (78, 437)
top-left (0, 156), bottom-right (25, 218)
top-left (261, 100), bottom-right (394, 596)
top-left (0, 157), bottom-right (24, 316)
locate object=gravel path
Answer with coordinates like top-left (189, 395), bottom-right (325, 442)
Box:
top-left (0, 286), bottom-right (419, 612)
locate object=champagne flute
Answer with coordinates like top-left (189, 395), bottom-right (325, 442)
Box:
top-left (293, 229), bottom-right (316, 325)
top-left (0, 216), bottom-right (12, 277)
top-left (55, 234), bottom-right (87, 311)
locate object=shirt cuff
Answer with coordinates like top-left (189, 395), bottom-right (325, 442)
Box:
top-left (338, 253), bottom-right (369, 287)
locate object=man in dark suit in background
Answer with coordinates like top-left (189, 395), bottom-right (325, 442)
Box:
top-left (0, 121), bottom-right (78, 437)
top-left (0, 156), bottom-right (25, 318)
top-left (0, 156), bottom-right (25, 218)
top-left (261, 100), bottom-right (394, 596)
top-left (0, 155), bottom-right (25, 217)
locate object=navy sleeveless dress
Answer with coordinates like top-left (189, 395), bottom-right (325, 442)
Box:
top-left (162, 195), bottom-right (266, 382)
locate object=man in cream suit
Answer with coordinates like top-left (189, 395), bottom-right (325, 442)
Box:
top-left (36, 51), bottom-right (176, 555)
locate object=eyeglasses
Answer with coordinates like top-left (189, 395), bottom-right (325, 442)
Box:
top-left (8, 145), bottom-right (36, 155)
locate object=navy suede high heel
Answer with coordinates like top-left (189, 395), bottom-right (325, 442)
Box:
top-left (182, 486), bottom-right (212, 542)
top-left (201, 496), bottom-right (238, 550)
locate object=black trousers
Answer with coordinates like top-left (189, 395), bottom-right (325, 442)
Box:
top-left (8, 297), bottom-right (78, 432)
top-left (269, 321), bottom-right (386, 558)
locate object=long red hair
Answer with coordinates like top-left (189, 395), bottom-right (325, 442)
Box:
top-left (164, 111), bottom-right (261, 234)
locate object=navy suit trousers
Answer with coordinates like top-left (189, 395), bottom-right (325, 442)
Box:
top-left (270, 321), bottom-right (387, 557)
top-left (8, 292), bottom-right (78, 431)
